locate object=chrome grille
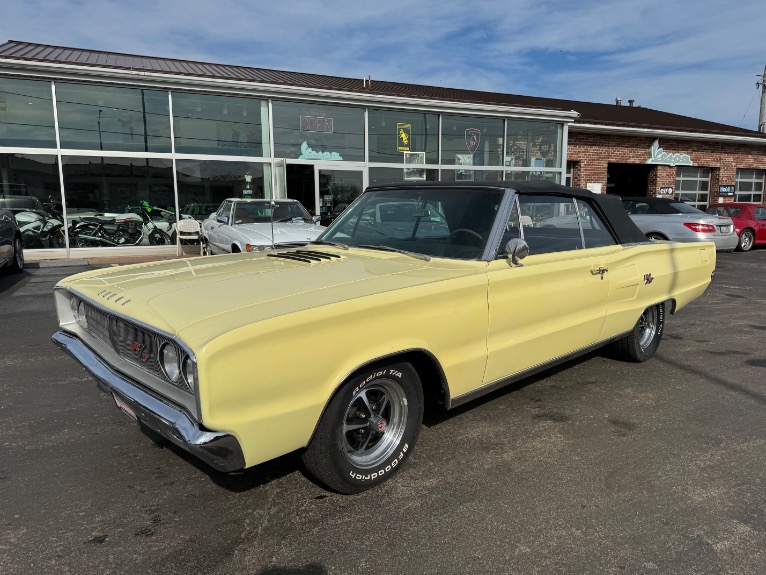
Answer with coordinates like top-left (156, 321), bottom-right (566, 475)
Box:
top-left (82, 301), bottom-right (190, 393)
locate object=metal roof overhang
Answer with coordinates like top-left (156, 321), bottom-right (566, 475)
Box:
top-left (0, 58), bottom-right (580, 123)
top-left (572, 122), bottom-right (766, 146)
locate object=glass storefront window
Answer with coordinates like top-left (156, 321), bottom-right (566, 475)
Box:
top-left (318, 169), bottom-right (364, 225)
top-left (0, 78), bottom-right (56, 148)
top-left (735, 169), bottom-right (764, 204)
top-left (440, 169), bottom-right (504, 183)
top-left (440, 115), bottom-right (504, 167)
top-left (56, 83), bottom-right (171, 153)
top-left (368, 167), bottom-right (439, 187)
top-left (0, 153), bottom-right (63, 249)
top-left (176, 160), bottom-right (272, 218)
top-left (675, 167), bottom-right (710, 208)
top-left (368, 109), bottom-right (438, 164)
top-left (503, 170), bottom-right (561, 184)
top-left (505, 120), bottom-right (562, 169)
top-left (272, 100), bottom-right (364, 162)
top-left (172, 92), bottom-right (269, 157)
top-left (62, 156), bottom-right (175, 247)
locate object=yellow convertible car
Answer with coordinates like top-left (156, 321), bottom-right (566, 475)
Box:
top-left (52, 182), bottom-right (715, 493)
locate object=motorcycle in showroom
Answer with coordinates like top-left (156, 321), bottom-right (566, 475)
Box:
top-left (14, 209), bottom-right (66, 249)
top-left (67, 202), bottom-right (175, 248)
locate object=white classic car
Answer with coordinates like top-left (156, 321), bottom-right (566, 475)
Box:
top-left (202, 198), bottom-right (325, 254)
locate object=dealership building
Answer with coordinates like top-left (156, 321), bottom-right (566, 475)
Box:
top-left (1, 40), bottom-right (764, 258)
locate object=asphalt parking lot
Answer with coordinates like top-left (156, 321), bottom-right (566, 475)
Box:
top-left (1, 250), bottom-right (765, 575)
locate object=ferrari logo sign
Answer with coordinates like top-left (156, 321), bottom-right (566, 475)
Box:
top-left (465, 129), bottom-right (481, 154)
top-left (397, 123), bottom-right (411, 152)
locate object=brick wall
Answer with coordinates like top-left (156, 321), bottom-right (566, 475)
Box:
top-left (567, 132), bottom-right (766, 204)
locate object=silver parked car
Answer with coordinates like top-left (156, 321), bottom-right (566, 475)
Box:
top-left (202, 198), bottom-right (325, 255)
top-left (621, 197), bottom-right (738, 251)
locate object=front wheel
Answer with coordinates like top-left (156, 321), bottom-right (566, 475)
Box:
top-left (614, 303), bottom-right (665, 362)
top-left (302, 362), bottom-right (423, 494)
top-left (148, 229), bottom-right (171, 245)
top-left (736, 229), bottom-right (754, 252)
top-left (9, 235), bottom-right (24, 273)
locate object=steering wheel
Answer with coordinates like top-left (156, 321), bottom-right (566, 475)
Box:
top-left (449, 228), bottom-right (485, 243)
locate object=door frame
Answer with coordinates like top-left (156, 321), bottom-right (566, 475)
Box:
top-left (276, 160), bottom-right (366, 214)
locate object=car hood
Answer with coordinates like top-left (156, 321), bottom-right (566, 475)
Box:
top-left (57, 248), bottom-right (481, 347)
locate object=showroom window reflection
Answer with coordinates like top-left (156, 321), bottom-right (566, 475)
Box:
top-left (0, 77), bottom-right (57, 148)
top-left (368, 109), bottom-right (438, 164)
top-left (62, 156), bottom-right (175, 212)
top-left (441, 115), bottom-right (504, 168)
top-left (172, 92), bottom-right (270, 157)
top-left (176, 160), bottom-right (272, 218)
top-left (55, 83), bottom-right (171, 153)
top-left (505, 120), bottom-right (562, 169)
top-left (272, 100), bottom-right (364, 162)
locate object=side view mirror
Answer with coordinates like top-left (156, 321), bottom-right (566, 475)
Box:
top-left (504, 237), bottom-right (529, 265)
top-left (216, 215), bottom-right (229, 224)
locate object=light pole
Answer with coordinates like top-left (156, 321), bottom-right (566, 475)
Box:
top-left (758, 65), bottom-right (766, 133)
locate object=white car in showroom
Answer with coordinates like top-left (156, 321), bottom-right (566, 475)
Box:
top-left (202, 198), bottom-right (325, 254)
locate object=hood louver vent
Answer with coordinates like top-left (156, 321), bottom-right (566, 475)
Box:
top-left (267, 250), bottom-right (343, 264)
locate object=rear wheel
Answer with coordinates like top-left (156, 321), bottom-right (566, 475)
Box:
top-left (736, 229), bottom-right (754, 252)
top-left (302, 362), bottom-right (423, 494)
top-left (647, 233), bottom-right (667, 242)
top-left (614, 303), bottom-right (665, 362)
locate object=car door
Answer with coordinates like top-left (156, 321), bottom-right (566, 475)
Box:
top-left (754, 207), bottom-right (766, 243)
top-left (205, 201), bottom-right (234, 253)
top-left (482, 194), bottom-right (618, 388)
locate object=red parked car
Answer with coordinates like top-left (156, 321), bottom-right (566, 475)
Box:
top-left (706, 203), bottom-right (766, 252)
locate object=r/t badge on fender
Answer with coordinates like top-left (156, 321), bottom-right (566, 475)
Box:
top-left (644, 273), bottom-right (654, 285)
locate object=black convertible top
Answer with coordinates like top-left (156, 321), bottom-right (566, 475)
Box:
top-left (365, 180), bottom-right (648, 245)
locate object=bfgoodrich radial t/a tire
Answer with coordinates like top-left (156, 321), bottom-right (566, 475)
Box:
top-left (614, 302), bottom-right (665, 362)
top-left (302, 362), bottom-right (423, 494)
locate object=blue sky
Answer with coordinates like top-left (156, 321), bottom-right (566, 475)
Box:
top-left (2, 0), bottom-right (764, 130)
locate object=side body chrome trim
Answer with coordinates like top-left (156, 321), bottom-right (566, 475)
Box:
top-left (52, 331), bottom-right (245, 472)
top-left (449, 332), bottom-right (630, 408)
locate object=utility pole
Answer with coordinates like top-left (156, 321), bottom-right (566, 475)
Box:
top-left (758, 65), bottom-right (766, 133)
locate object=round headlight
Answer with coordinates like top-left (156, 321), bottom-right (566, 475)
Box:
top-left (182, 356), bottom-right (196, 391)
top-left (160, 343), bottom-right (181, 382)
top-left (70, 297), bottom-right (88, 329)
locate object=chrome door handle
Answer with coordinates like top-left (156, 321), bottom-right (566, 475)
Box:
top-left (590, 267), bottom-right (608, 279)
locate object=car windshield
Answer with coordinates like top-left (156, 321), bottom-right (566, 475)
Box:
top-left (232, 201), bottom-right (312, 224)
top-left (319, 187), bottom-right (504, 259)
top-left (706, 206), bottom-right (742, 217)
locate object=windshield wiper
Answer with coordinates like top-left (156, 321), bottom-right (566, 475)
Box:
top-left (358, 244), bottom-right (431, 261)
top-left (309, 240), bottom-right (349, 250)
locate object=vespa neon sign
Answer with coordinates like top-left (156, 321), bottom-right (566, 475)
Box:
top-left (646, 139), bottom-right (693, 167)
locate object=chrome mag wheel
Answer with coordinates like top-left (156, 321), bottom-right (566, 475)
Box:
top-left (342, 380), bottom-right (408, 469)
top-left (637, 306), bottom-right (659, 350)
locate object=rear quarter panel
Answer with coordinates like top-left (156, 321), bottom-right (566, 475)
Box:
top-left (602, 240), bottom-right (715, 338)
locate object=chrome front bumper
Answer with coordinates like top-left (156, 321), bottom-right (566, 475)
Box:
top-left (52, 331), bottom-right (245, 472)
